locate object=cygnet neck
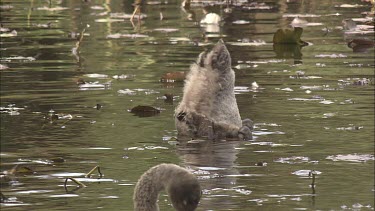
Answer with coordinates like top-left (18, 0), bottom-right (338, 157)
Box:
top-left (133, 163), bottom-right (201, 211)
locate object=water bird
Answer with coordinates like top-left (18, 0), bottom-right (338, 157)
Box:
top-left (133, 163), bottom-right (201, 211)
top-left (200, 7), bottom-right (221, 25)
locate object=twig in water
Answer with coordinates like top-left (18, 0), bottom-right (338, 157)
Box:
top-left (74, 26), bottom-right (88, 53)
top-left (130, 5), bottom-right (141, 21)
top-left (64, 177), bottom-right (87, 188)
top-left (85, 165), bottom-right (103, 178)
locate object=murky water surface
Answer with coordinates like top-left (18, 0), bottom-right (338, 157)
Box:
top-left (1, 0), bottom-right (374, 210)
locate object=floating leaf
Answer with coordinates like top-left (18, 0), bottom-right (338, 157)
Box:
top-left (130, 105), bottom-right (161, 117)
top-left (160, 71), bottom-right (186, 82)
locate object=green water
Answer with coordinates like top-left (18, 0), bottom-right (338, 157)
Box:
top-left (1, 0), bottom-right (374, 210)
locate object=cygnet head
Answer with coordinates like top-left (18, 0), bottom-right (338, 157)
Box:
top-left (133, 163), bottom-right (201, 211)
top-left (167, 173), bottom-right (201, 211)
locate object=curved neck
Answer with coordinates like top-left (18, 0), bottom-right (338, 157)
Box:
top-left (133, 164), bottom-right (182, 211)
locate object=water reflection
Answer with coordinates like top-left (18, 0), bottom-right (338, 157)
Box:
top-left (177, 139), bottom-right (242, 210)
top-left (273, 43), bottom-right (303, 63)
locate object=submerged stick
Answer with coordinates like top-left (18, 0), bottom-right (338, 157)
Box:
top-left (85, 165), bottom-right (103, 178)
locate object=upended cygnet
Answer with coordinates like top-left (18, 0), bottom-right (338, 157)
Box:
top-left (133, 163), bottom-right (201, 211)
